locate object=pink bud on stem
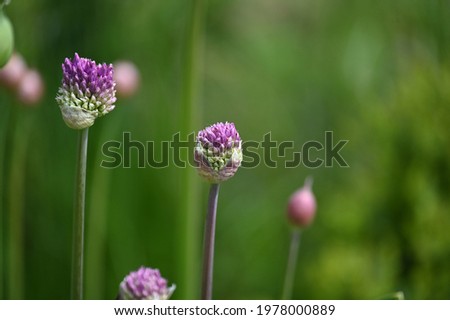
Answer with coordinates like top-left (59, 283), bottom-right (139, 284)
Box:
top-left (287, 177), bottom-right (316, 228)
top-left (282, 177), bottom-right (317, 299)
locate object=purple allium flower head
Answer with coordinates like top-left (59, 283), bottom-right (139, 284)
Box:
top-left (56, 53), bottom-right (116, 129)
top-left (119, 266), bottom-right (175, 300)
top-left (194, 122), bottom-right (242, 183)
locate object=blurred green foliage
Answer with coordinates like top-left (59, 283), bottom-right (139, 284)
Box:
top-left (0, 0), bottom-right (449, 299)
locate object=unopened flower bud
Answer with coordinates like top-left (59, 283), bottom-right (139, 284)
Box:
top-left (17, 69), bottom-right (44, 105)
top-left (287, 178), bottom-right (317, 228)
top-left (0, 9), bottom-right (14, 68)
top-left (55, 53), bottom-right (116, 130)
top-left (118, 266), bottom-right (175, 300)
top-left (0, 52), bottom-right (26, 89)
top-left (194, 122), bottom-right (242, 184)
top-left (114, 60), bottom-right (140, 98)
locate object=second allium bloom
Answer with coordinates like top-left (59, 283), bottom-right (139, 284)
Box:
top-left (56, 53), bottom-right (116, 129)
top-left (194, 122), bottom-right (242, 183)
top-left (119, 267), bottom-right (175, 300)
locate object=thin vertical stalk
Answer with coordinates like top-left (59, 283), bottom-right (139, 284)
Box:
top-left (201, 183), bottom-right (220, 300)
top-left (4, 105), bottom-right (32, 300)
top-left (7, 109), bottom-right (28, 299)
top-left (282, 229), bottom-right (302, 300)
top-left (0, 104), bottom-right (10, 299)
top-left (178, 0), bottom-right (205, 299)
top-left (71, 128), bottom-right (89, 300)
top-left (0, 145), bottom-right (3, 299)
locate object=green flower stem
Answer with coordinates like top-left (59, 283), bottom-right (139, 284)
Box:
top-left (5, 106), bottom-right (32, 299)
top-left (0, 103), bottom-right (11, 299)
top-left (71, 127), bottom-right (89, 300)
top-left (201, 183), bottom-right (220, 300)
top-left (178, 0), bottom-right (204, 299)
top-left (7, 113), bottom-right (26, 299)
top-left (282, 228), bottom-right (302, 300)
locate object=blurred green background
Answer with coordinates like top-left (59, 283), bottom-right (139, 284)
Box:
top-left (1, 0), bottom-right (449, 299)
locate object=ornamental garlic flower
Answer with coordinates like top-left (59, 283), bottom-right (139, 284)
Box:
top-left (118, 266), bottom-right (175, 300)
top-left (56, 53), bottom-right (116, 129)
top-left (194, 122), bottom-right (242, 184)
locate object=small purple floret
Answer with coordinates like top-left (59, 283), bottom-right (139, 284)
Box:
top-left (61, 53), bottom-right (115, 105)
top-left (119, 266), bottom-right (175, 300)
top-left (197, 122), bottom-right (241, 151)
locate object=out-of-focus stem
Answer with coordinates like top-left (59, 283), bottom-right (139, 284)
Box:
top-left (71, 128), bottom-right (89, 299)
top-left (201, 183), bottom-right (220, 300)
top-left (0, 105), bottom-right (9, 299)
top-left (177, 0), bottom-right (205, 299)
top-left (282, 229), bottom-right (302, 300)
top-left (6, 108), bottom-right (31, 299)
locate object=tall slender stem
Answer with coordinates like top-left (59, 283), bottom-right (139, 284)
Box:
top-left (71, 128), bottom-right (89, 299)
top-left (282, 229), bottom-right (302, 300)
top-left (201, 183), bottom-right (220, 300)
top-left (7, 109), bottom-right (30, 299)
top-left (0, 104), bottom-right (10, 299)
top-left (178, 0), bottom-right (204, 299)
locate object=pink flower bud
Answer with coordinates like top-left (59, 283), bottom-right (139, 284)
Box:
top-left (0, 52), bottom-right (27, 89)
top-left (17, 69), bottom-right (44, 106)
top-left (114, 61), bottom-right (140, 98)
top-left (287, 178), bottom-right (316, 228)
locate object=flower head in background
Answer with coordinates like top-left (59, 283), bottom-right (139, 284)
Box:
top-left (0, 6), bottom-right (14, 68)
top-left (0, 52), bottom-right (27, 89)
top-left (0, 52), bottom-right (44, 106)
top-left (17, 69), bottom-right (44, 106)
top-left (118, 266), bottom-right (175, 300)
top-left (114, 60), bottom-right (140, 98)
top-left (194, 122), bottom-right (242, 184)
top-left (287, 177), bottom-right (317, 228)
top-left (56, 53), bottom-right (116, 129)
